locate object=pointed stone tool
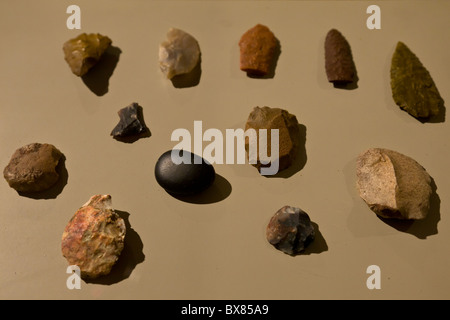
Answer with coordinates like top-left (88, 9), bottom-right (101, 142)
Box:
top-left (390, 41), bottom-right (444, 119)
top-left (324, 29), bottom-right (356, 85)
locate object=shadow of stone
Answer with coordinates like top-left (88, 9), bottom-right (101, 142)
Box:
top-left (265, 124), bottom-right (307, 179)
top-left (378, 177), bottom-right (440, 239)
top-left (85, 210), bottom-right (145, 285)
top-left (81, 46), bottom-right (121, 96)
top-left (246, 38), bottom-right (281, 79)
top-left (302, 222), bottom-right (328, 255)
top-left (18, 155), bottom-right (68, 200)
top-left (170, 174), bottom-right (232, 204)
top-left (170, 54), bottom-right (202, 88)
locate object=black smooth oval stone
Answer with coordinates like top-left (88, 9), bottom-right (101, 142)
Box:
top-left (155, 149), bottom-right (215, 195)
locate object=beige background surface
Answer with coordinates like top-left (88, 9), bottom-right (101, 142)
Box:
top-left (1, 0), bottom-right (449, 300)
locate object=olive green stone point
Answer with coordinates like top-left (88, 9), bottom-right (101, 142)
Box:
top-left (390, 41), bottom-right (444, 120)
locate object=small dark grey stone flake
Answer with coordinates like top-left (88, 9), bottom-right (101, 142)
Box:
top-left (111, 102), bottom-right (150, 141)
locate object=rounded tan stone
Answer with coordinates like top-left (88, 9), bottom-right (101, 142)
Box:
top-left (356, 148), bottom-right (432, 220)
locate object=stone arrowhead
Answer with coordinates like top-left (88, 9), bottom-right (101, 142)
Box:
top-left (390, 41), bottom-right (444, 119)
top-left (356, 148), bottom-right (432, 220)
top-left (63, 33), bottom-right (112, 77)
top-left (324, 29), bottom-right (356, 84)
